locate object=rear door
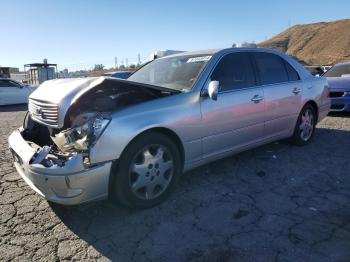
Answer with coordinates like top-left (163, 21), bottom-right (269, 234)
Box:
top-left (252, 52), bottom-right (302, 137)
top-left (200, 52), bottom-right (265, 158)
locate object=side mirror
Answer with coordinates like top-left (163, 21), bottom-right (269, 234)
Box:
top-left (208, 81), bottom-right (219, 101)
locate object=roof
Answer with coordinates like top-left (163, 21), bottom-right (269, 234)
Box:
top-left (159, 47), bottom-right (283, 59)
top-left (333, 61), bottom-right (350, 66)
top-left (24, 63), bottom-right (57, 67)
top-left (0, 78), bottom-right (22, 83)
top-left (115, 71), bottom-right (132, 73)
top-left (164, 48), bottom-right (223, 58)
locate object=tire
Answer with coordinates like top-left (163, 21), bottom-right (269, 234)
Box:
top-left (290, 104), bottom-right (317, 146)
top-left (111, 131), bottom-right (182, 209)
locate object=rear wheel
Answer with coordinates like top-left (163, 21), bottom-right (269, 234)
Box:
top-left (112, 132), bottom-right (181, 208)
top-left (290, 104), bottom-right (317, 145)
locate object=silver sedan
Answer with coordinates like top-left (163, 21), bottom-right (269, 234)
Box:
top-left (8, 48), bottom-right (330, 208)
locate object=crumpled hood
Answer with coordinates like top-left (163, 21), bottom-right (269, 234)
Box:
top-left (29, 77), bottom-right (105, 105)
top-left (28, 76), bottom-right (177, 129)
top-left (327, 77), bottom-right (350, 91)
top-left (29, 76), bottom-right (174, 106)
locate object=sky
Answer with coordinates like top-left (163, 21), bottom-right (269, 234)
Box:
top-left (1, 0), bottom-right (349, 71)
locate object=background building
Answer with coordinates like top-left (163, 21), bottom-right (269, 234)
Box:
top-left (0, 67), bottom-right (19, 78)
top-left (24, 59), bottom-right (57, 85)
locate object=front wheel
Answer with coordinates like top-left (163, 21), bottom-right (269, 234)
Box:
top-left (112, 132), bottom-right (182, 209)
top-left (290, 104), bottom-right (317, 146)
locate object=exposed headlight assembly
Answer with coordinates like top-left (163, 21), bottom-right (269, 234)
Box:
top-left (51, 113), bottom-right (111, 153)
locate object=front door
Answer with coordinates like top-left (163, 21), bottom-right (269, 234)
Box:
top-left (200, 52), bottom-right (265, 158)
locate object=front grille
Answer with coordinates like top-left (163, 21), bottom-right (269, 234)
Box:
top-left (330, 104), bottom-right (345, 110)
top-left (329, 92), bottom-right (345, 98)
top-left (29, 98), bottom-right (59, 127)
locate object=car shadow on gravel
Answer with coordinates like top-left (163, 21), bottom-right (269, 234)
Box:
top-left (50, 180), bottom-right (257, 261)
top-left (48, 139), bottom-right (289, 258)
top-left (0, 104), bottom-right (28, 112)
top-left (49, 126), bottom-right (350, 260)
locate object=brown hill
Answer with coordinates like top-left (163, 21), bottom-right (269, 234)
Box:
top-left (259, 19), bottom-right (350, 65)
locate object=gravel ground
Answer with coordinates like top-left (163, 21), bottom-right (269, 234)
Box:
top-left (1, 105), bottom-right (350, 261)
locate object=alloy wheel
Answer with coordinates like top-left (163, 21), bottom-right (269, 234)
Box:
top-left (299, 109), bottom-right (314, 141)
top-left (129, 145), bottom-right (174, 200)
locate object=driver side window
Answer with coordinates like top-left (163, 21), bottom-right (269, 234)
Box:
top-left (211, 53), bottom-right (256, 92)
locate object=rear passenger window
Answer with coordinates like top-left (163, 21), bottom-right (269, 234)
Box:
top-left (284, 61), bottom-right (300, 81)
top-left (253, 53), bottom-right (289, 85)
top-left (211, 53), bottom-right (256, 92)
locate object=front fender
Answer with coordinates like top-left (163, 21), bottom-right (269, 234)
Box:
top-left (88, 92), bottom-right (201, 165)
top-left (89, 122), bottom-right (169, 164)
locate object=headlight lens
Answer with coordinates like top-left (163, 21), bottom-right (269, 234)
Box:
top-left (51, 113), bottom-right (111, 152)
top-left (92, 115), bottom-right (110, 140)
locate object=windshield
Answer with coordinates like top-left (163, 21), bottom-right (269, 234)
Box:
top-left (128, 54), bottom-right (212, 91)
top-left (324, 63), bottom-right (350, 77)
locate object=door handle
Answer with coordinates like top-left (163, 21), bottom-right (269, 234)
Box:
top-left (251, 95), bottom-right (263, 103)
top-left (292, 87), bottom-right (301, 94)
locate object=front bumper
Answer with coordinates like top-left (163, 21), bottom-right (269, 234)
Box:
top-left (330, 92), bottom-right (350, 112)
top-left (8, 129), bottom-right (112, 205)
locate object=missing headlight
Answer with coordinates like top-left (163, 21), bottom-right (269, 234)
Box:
top-left (51, 113), bottom-right (111, 153)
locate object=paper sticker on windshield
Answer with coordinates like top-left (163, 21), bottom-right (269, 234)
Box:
top-left (187, 56), bottom-right (212, 63)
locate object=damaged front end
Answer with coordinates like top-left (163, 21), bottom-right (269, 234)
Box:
top-left (9, 77), bottom-right (175, 204)
top-left (22, 77), bottom-right (172, 168)
top-left (51, 113), bottom-right (111, 156)
top-left (9, 127), bottom-right (112, 205)
top-left (25, 112), bottom-right (111, 169)
top-left (9, 109), bottom-right (114, 204)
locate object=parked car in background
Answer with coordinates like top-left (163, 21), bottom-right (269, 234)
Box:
top-left (110, 71), bottom-right (132, 79)
top-left (8, 48), bottom-right (330, 208)
top-left (0, 78), bottom-right (35, 105)
top-left (323, 61), bottom-right (350, 112)
top-left (103, 71), bottom-right (132, 79)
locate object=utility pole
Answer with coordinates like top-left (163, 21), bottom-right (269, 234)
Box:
top-left (114, 57), bottom-right (118, 68)
top-left (137, 53), bottom-right (141, 66)
top-left (126, 58), bottom-right (128, 68)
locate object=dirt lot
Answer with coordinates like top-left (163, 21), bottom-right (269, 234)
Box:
top-left (1, 105), bottom-right (350, 261)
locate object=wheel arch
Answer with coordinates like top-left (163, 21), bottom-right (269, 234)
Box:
top-left (142, 127), bottom-right (185, 169)
top-left (303, 100), bottom-right (319, 122)
top-left (108, 127), bottom-right (185, 197)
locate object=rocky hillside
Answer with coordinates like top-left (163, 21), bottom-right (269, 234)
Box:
top-left (259, 19), bottom-right (350, 65)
